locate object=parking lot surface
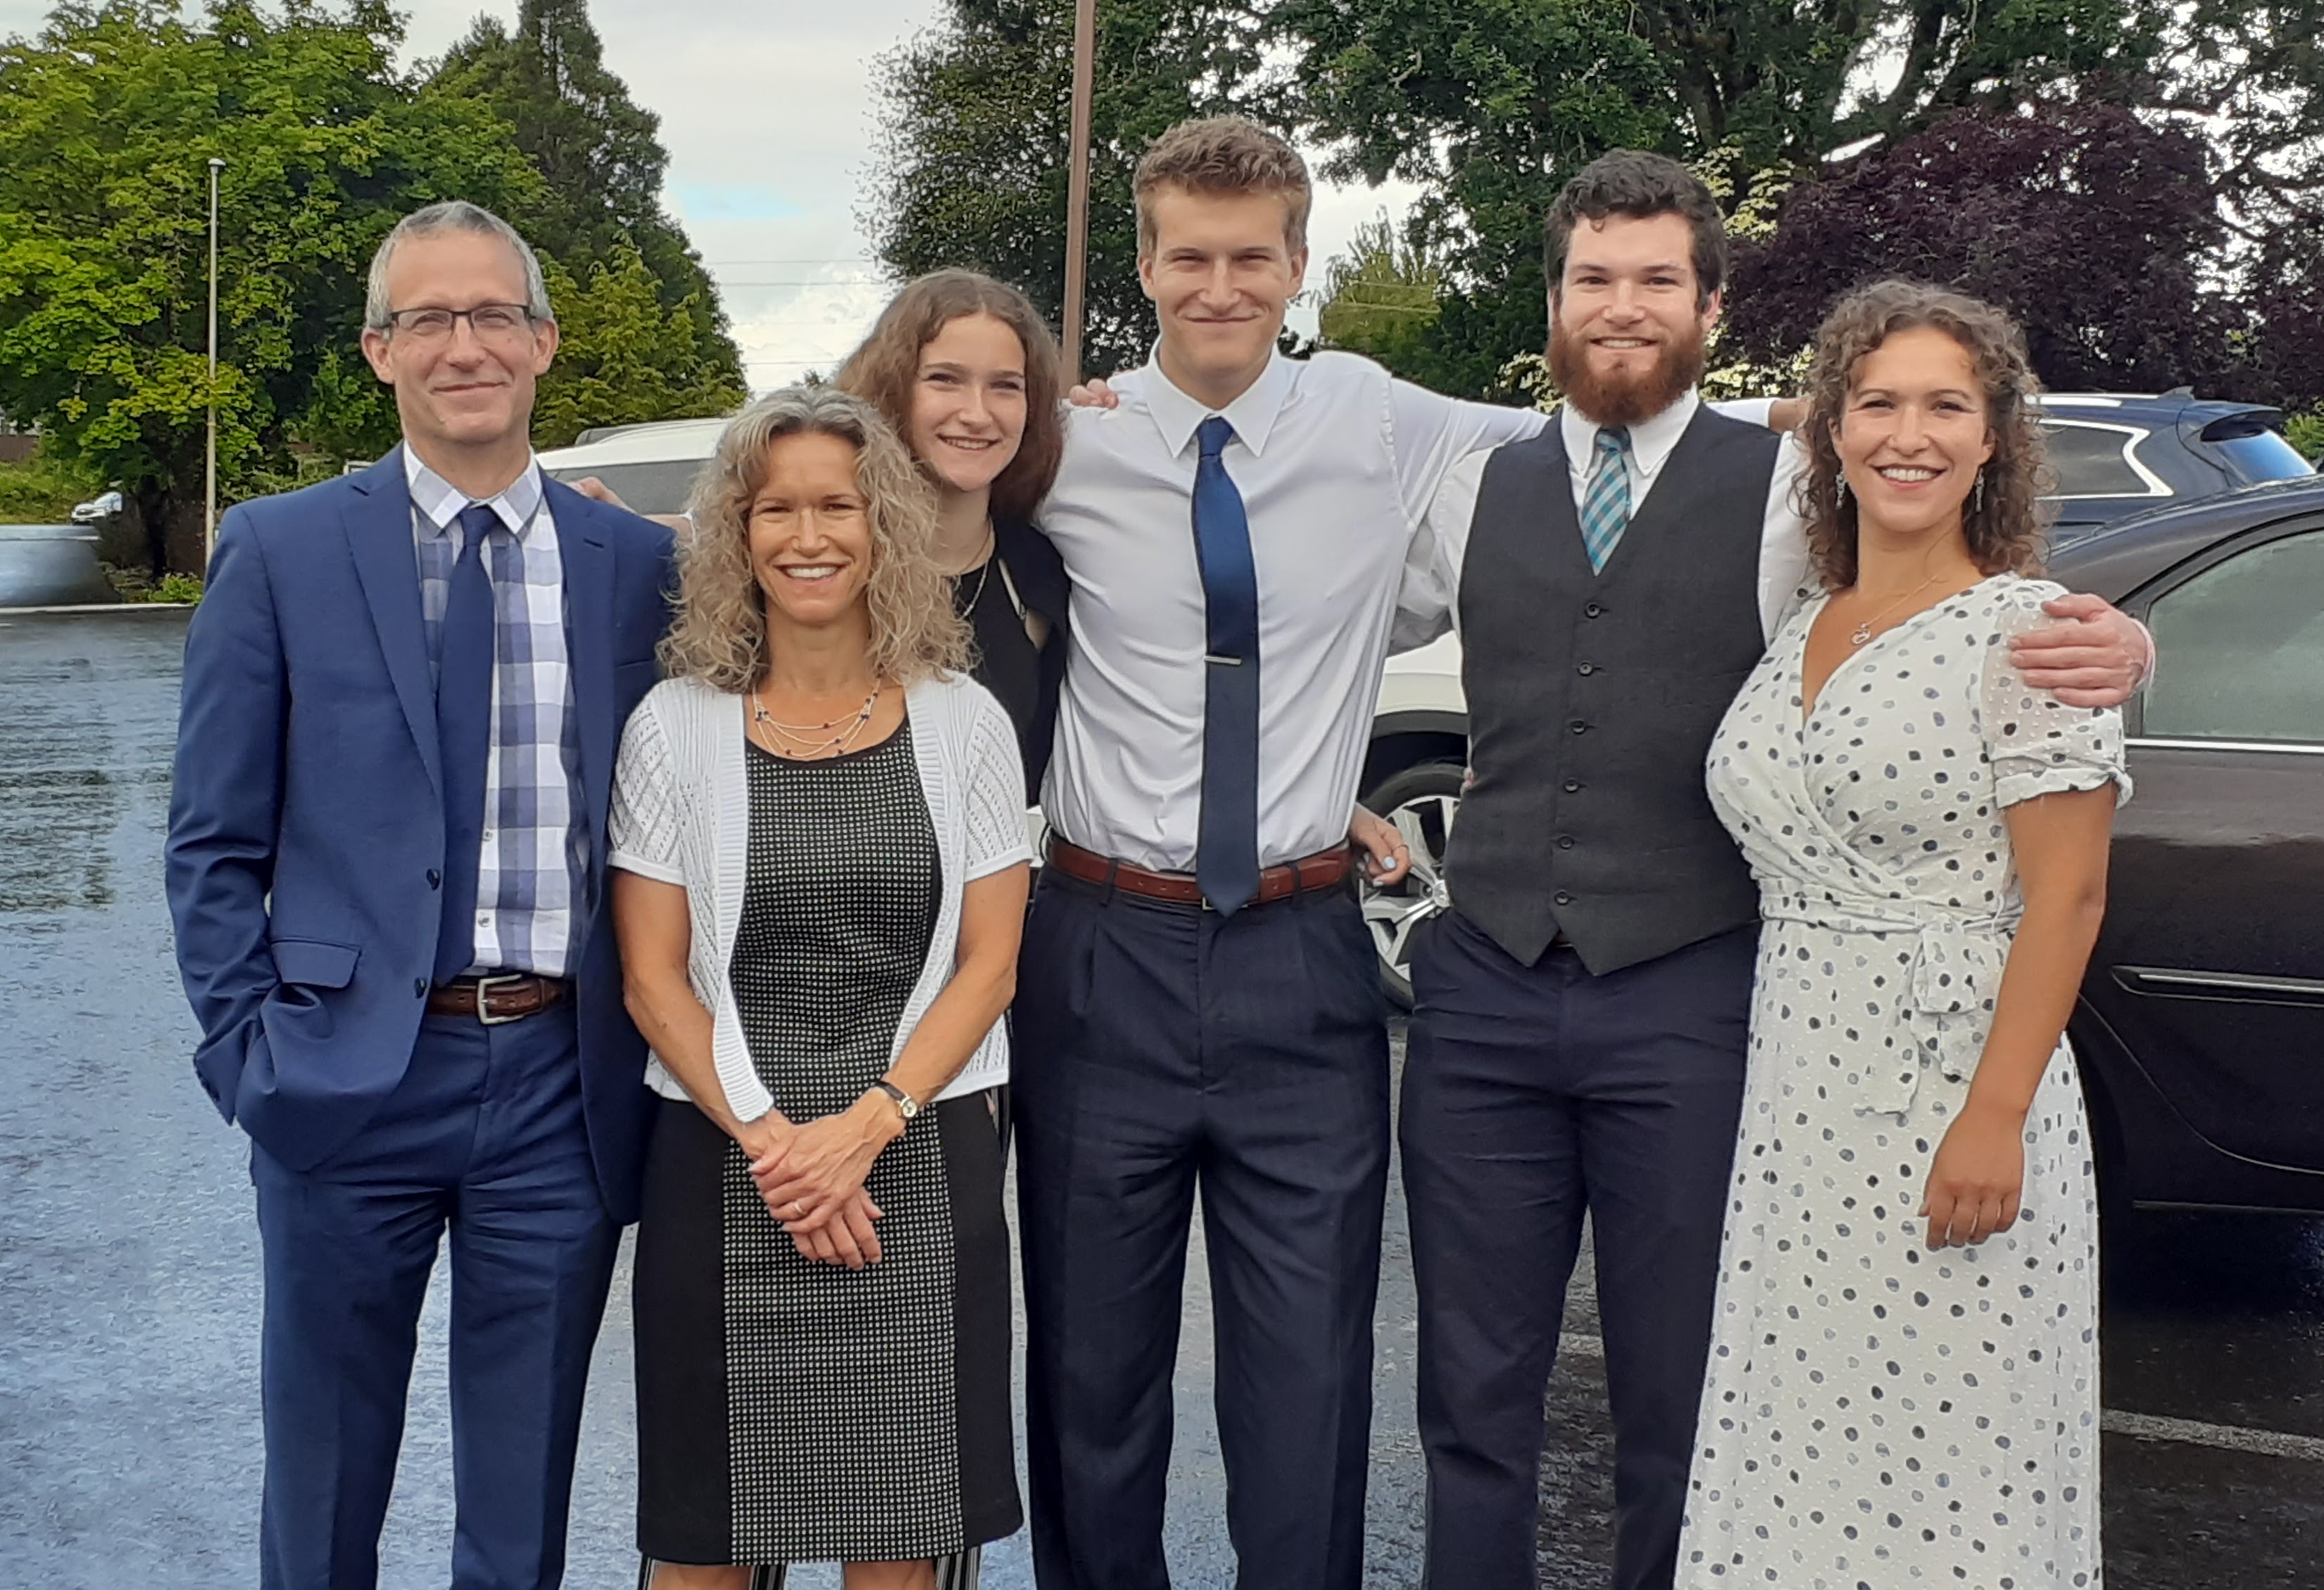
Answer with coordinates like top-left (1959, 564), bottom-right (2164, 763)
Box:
top-left (3, 608), bottom-right (2318, 1588)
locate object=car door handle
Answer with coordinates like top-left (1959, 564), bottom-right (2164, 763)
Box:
top-left (2113, 966), bottom-right (2324, 1007)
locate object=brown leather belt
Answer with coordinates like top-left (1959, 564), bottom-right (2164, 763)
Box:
top-left (428, 973), bottom-right (570, 1025)
top-left (1046, 838), bottom-right (1352, 909)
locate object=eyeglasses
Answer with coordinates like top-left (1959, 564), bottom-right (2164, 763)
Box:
top-left (379, 303), bottom-right (536, 341)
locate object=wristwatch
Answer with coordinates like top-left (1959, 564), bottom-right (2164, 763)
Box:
top-left (872, 1079), bottom-right (921, 1125)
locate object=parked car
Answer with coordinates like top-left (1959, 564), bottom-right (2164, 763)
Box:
top-left (2031, 390), bottom-right (2311, 545)
top-left (537, 418), bottom-right (727, 512)
top-left (1358, 475), bottom-right (2324, 1214)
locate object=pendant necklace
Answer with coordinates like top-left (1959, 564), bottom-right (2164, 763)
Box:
top-left (1848, 573), bottom-right (1945, 647)
top-left (953, 522), bottom-right (998, 615)
top-left (750, 684), bottom-right (881, 759)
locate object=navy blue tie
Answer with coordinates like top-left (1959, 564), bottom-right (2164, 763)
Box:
top-left (433, 503), bottom-right (500, 983)
top-left (1192, 415), bottom-right (1261, 915)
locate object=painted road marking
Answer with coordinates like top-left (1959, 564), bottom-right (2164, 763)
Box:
top-left (1552, 1332), bottom-right (2324, 1463)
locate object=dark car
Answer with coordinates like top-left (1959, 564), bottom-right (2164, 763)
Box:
top-left (1359, 475), bottom-right (2324, 1215)
top-left (2043, 478), bottom-right (2324, 1214)
top-left (2035, 391), bottom-right (2311, 545)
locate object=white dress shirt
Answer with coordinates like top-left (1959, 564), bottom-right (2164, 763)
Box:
top-left (1038, 350), bottom-right (1546, 871)
top-left (1395, 392), bottom-right (1811, 651)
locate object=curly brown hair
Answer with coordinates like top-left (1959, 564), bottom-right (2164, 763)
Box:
top-left (1797, 280), bottom-right (2054, 589)
top-left (659, 386), bottom-right (972, 693)
top-left (1133, 115), bottom-right (1311, 254)
top-left (834, 270), bottom-right (1066, 526)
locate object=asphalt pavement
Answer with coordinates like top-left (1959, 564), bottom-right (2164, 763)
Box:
top-left (3, 607), bottom-right (2319, 1589)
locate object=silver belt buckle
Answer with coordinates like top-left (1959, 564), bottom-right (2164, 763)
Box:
top-left (472, 971), bottom-right (527, 1026)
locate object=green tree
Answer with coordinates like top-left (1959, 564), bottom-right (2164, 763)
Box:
top-left (865, 0), bottom-right (1268, 379)
top-left (428, 0), bottom-right (743, 402)
top-left (1314, 213), bottom-right (1442, 370)
top-left (0, 0), bottom-right (541, 571)
top-left (1272, 0), bottom-right (2321, 397)
top-left (532, 242), bottom-right (746, 447)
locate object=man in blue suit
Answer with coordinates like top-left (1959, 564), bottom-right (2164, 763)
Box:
top-left (166, 201), bottom-right (676, 1590)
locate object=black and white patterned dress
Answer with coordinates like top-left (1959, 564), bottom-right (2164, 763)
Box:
top-left (634, 721), bottom-right (1021, 1567)
top-left (1680, 576), bottom-right (2128, 1589)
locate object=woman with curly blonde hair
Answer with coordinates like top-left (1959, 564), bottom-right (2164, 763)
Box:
top-left (1681, 281), bottom-right (2129, 1588)
top-left (610, 385), bottom-right (1030, 1588)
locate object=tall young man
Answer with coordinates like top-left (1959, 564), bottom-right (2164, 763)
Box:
top-left (1391, 151), bottom-right (2151, 1590)
top-left (167, 203), bottom-right (674, 1590)
top-left (1012, 118), bottom-right (1545, 1590)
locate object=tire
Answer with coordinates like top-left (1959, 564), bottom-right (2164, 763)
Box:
top-left (1357, 759), bottom-right (1464, 1009)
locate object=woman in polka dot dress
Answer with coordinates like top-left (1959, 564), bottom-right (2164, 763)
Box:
top-left (1683, 282), bottom-right (2131, 1590)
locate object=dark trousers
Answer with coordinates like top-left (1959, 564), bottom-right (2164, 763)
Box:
top-left (1013, 871), bottom-right (1391, 1590)
top-left (251, 1001), bottom-right (619, 1590)
top-left (1402, 911), bottom-right (1754, 1590)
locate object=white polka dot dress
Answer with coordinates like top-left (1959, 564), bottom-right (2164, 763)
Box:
top-left (1681, 575), bottom-right (2130, 1589)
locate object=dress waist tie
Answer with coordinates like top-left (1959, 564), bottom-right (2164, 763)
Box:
top-left (1759, 888), bottom-right (2022, 1116)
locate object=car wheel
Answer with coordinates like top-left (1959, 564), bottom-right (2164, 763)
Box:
top-left (1359, 759), bottom-right (1462, 1010)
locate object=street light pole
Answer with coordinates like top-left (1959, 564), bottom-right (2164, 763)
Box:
top-left (205, 156), bottom-right (225, 565)
top-left (1062, 0), bottom-right (1096, 383)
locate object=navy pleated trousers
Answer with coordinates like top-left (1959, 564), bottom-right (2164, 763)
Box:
top-left (1013, 870), bottom-right (1390, 1590)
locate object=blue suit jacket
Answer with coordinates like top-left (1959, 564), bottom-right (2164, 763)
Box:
top-left (165, 450), bottom-right (675, 1223)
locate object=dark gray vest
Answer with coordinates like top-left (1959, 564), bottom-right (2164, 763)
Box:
top-left (1447, 406), bottom-right (1780, 973)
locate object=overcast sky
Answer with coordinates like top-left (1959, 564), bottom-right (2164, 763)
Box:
top-left (1, 0), bottom-right (1421, 389)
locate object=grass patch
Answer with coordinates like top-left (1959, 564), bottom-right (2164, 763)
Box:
top-left (101, 563), bottom-right (203, 604)
top-left (0, 450), bottom-right (101, 524)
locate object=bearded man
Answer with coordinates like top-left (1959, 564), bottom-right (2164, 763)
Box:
top-left (1385, 151), bottom-right (2154, 1590)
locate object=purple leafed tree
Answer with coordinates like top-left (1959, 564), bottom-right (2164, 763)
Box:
top-left (1727, 102), bottom-right (2244, 397)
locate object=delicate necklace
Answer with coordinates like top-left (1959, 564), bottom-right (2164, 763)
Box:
top-left (953, 523), bottom-right (998, 614)
top-left (750, 683), bottom-right (881, 759)
top-left (1847, 573), bottom-right (1947, 646)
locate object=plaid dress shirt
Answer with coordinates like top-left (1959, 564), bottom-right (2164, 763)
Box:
top-left (406, 448), bottom-right (584, 978)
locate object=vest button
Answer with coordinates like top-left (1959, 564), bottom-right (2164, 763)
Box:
top-left (1554, 891), bottom-right (1574, 906)
top-left (1584, 602), bottom-right (1603, 617)
top-left (413, 978), bottom-right (428, 999)
top-left (1576, 662), bottom-right (1596, 676)
top-left (1569, 719), bottom-right (1588, 734)
top-left (1564, 778), bottom-right (1582, 793)
top-left (427, 869), bottom-right (442, 890)
top-left (1557, 835), bottom-right (1576, 849)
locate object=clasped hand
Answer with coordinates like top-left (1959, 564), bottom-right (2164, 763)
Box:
top-left (736, 1103), bottom-right (898, 1270)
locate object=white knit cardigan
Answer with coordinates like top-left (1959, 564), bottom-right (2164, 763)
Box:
top-left (608, 671), bottom-right (1031, 1121)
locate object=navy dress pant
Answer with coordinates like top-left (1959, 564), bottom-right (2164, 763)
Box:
top-left (251, 1002), bottom-right (619, 1590)
top-left (1013, 871), bottom-right (1390, 1590)
top-left (1402, 911), bottom-right (1754, 1590)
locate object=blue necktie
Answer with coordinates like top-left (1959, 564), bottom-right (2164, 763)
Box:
top-left (433, 503), bottom-right (500, 983)
top-left (1192, 415), bottom-right (1261, 915)
top-left (1581, 425), bottom-right (1633, 572)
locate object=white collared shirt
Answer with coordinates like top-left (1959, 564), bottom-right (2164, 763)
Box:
top-left (1396, 393), bottom-right (1811, 651)
top-left (1038, 350), bottom-right (1545, 871)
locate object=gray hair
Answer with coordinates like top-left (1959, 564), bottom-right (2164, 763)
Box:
top-left (364, 201), bottom-right (554, 330)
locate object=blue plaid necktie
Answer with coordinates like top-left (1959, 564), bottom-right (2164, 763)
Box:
top-left (433, 503), bottom-right (500, 983)
top-left (1581, 425), bottom-right (1633, 572)
top-left (1192, 415), bottom-right (1261, 915)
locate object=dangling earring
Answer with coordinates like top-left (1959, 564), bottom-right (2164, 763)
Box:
top-left (1971, 470), bottom-right (1986, 517)
top-left (1835, 474), bottom-right (1849, 510)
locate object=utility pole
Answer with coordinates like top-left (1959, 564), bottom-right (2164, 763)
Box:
top-left (1062, 0), bottom-right (1096, 382)
top-left (205, 156), bottom-right (226, 564)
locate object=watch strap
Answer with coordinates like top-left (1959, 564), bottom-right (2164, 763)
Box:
top-left (872, 1079), bottom-right (920, 1121)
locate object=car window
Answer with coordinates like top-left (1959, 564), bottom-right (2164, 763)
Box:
top-left (2209, 428), bottom-right (2314, 486)
top-left (544, 458), bottom-right (706, 517)
top-left (2040, 421), bottom-right (2165, 499)
top-left (2143, 529), bottom-right (2324, 744)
